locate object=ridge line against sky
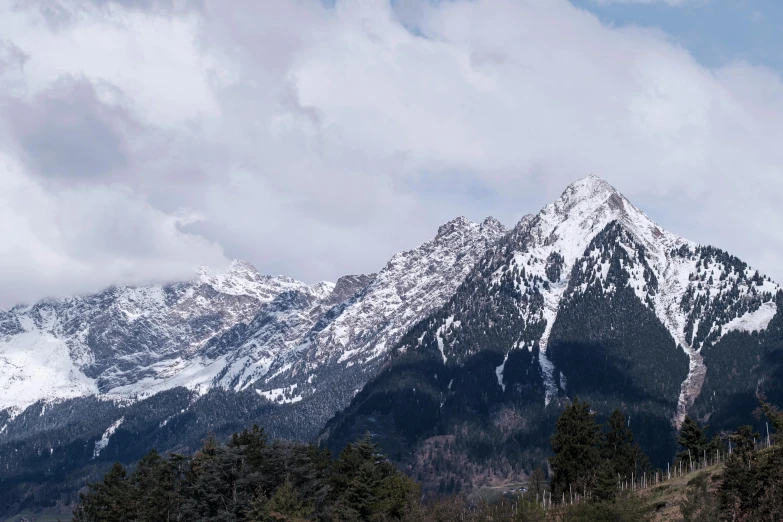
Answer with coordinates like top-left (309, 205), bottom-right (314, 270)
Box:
top-left (0, 0), bottom-right (781, 308)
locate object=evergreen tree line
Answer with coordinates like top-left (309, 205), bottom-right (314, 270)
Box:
top-left (73, 398), bottom-right (783, 522)
top-left (72, 400), bottom-right (652, 522)
top-left (73, 426), bottom-right (419, 522)
top-left (548, 400), bottom-right (649, 502)
top-left (549, 397), bottom-right (783, 521)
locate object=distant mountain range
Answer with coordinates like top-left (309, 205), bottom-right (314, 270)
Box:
top-left (1, 176), bottom-right (781, 513)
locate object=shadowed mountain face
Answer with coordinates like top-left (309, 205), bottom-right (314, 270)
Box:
top-left (1, 176), bottom-right (781, 513)
top-left (321, 176), bottom-right (781, 488)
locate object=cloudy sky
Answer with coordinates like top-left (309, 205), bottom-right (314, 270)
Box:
top-left (0, 0), bottom-right (781, 307)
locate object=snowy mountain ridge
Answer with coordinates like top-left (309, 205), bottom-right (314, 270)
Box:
top-left (2, 176), bottom-right (782, 517)
top-left (0, 176), bottom-right (778, 433)
top-left (250, 215), bottom-right (508, 410)
top-left (0, 216), bottom-right (507, 418)
top-left (535, 176), bottom-right (779, 423)
top-left (399, 175), bottom-right (779, 426)
top-left (0, 261), bottom-right (319, 414)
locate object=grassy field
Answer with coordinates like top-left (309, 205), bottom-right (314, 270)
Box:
top-left (463, 463), bottom-right (725, 521)
top-left (640, 463), bottom-right (723, 521)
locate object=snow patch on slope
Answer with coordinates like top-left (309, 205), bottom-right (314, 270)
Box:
top-left (496, 351), bottom-right (510, 392)
top-left (0, 323), bottom-right (98, 412)
top-left (724, 301), bottom-right (777, 335)
top-left (500, 176), bottom-right (710, 415)
top-left (93, 416), bottom-right (124, 458)
top-left (256, 384), bottom-right (302, 404)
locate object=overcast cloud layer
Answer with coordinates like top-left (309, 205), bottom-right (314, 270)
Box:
top-left (0, 0), bottom-right (781, 308)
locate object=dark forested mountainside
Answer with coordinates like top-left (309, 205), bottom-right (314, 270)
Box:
top-left (690, 294), bottom-right (783, 430)
top-left (547, 223), bottom-right (690, 464)
top-left (0, 388), bottom-right (267, 515)
top-left (1, 382), bottom-right (410, 515)
top-left (320, 217), bottom-right (556, 488)
top-left (68, 403), bottom-right (653, 522)
top-left (322, 177), bottom-right (782, 490)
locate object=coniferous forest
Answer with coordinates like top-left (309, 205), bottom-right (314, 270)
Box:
top-left (70, 398), bottom-right (783, 522)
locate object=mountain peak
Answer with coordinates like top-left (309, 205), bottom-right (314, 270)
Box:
top-left (197, 259), bottom-right (259, 282)
top-left (436, 216), bottom-right (474, 238)
top-left (480, 216), bottom-right (507, 235)
top-left (325, 273), bottom-right (376, 305)
top-left (540, 175), bottom-right (636, 230)
top-left (559, 175), bottom-right (619, 205)
top-left (228, 259), bottom-right (259, 274)
top-left (436, 216), bottom-right (508, 241)
top-left (530, 175), bottom-right (662, 279)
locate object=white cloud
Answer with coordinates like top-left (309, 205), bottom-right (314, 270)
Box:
top-left (0, 0), bottom-right (781, 307)
top-left (0, 148), bottom-right (227, 306)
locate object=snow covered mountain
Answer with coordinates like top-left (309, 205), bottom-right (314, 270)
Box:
top-left (256, 216), bottom-right (508, 401)
top-left (0, 261), bottom-right (321, 413)
top-left (0, 215), bottom-right (506, 422)
top-left (0, 212), bottom-right (508, 512)
top-left (425, 175), bottom-right (777, 417)
top-left (486, 175), bottom-right (779, 421)
top-left (2, 175), bottom-right (781, 511)
top-left (324, 176), bottom-right (781, 475)
top-left (179, 215), bottom-right (508, 431)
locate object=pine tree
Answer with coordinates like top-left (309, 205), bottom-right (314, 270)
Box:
top-left (266, 478), bottom-right (313, 522)
top-left (180, 434), bottom-right (241, 520)
top-left (758, 398), bottom-right (783, 437)
top-left (753, 439), bottom-right (783, 520)
top-left (128, 449), bottom-right (182, 521)
top-left (718, 425), bottom-right (758, 520)
top-left (604, 409), bottom-right (637, 479)
top-left (593, 460), bottom-right (618, 503)
top-left (677, 416), bottom-right (708, 464)
top-left (328, 433), bottom-right (386, 521)
top-left (549, 399), bottom-right (604, 497)
top-left (374, 473), bottom-right (420, 520)
top-left (73, 463), bottom-right (132, 522)
top-left (246, 492), bottom-right (272, 522)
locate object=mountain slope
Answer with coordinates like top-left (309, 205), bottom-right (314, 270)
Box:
top-left (203, 274), bottom-right (375, 394)
top-left (0, 261), bottom-right (321, 413)
top-left (323, 176), bottom-right (780, 484)
top-left (250, 216), bottom-right (509, 438)
top-left (0, 215), bottom-right (507, 515)
top-left (0, 214), bottom-right (506, 417)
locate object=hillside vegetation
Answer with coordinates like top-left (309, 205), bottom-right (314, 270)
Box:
top-left (59, 398), bottom-right (782, 522)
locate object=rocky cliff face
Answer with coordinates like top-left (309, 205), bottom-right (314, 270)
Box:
top-left (0, 212), bottom-right (506, 475)
top-left (259, 216), bottom-right (508, 397)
